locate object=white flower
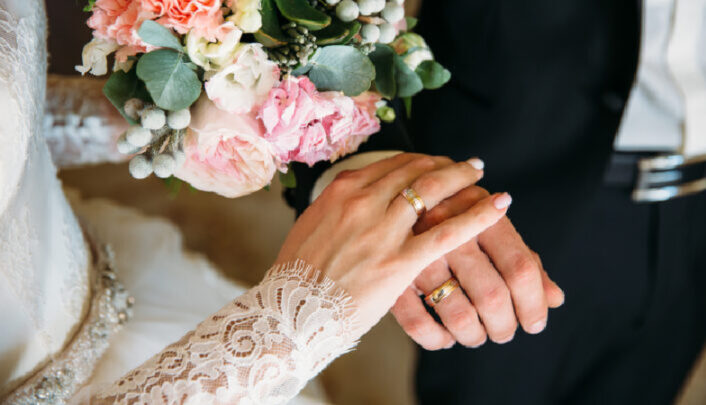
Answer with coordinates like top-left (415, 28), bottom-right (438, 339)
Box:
top-left (75, 38), bottom-right (119, 76)
top-left (392, 33), bottom-right (434, 70)
top-left (404, 48), bottom-right (434, 70)
top-left (229, 0), bottom-right (263, 33)
top-left (186, 25), bottom-right (243, 71)
top-left (204, 43), bottom-right (279, 114)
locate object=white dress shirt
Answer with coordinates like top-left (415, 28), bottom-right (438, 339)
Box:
top-left (615, 0), bottom-right (706, 157)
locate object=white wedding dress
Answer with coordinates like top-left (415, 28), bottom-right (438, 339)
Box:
top-left (0, 0), bottom-right (357, 403)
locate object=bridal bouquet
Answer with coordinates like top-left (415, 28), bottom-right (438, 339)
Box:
top-left (78, 0), bottom-right (450, 198)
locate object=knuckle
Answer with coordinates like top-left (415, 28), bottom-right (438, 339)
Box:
top-left (341, 193), bottom-right (372, 220)
top-left (446, 310), bottom-right (475, 331)
top-left (433, 226), bottom-right (457, 247)
top-left (414, 156), bottom-right (437, 171)
top-left (477, 284), bottom-right (511, 313)
top-left (416, 175), bottom-right (443, 196)
top-left (509, 255), bottom-right (540, 285)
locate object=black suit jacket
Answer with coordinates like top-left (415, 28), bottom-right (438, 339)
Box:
top-left (287, 0), bottom-right (640, 259)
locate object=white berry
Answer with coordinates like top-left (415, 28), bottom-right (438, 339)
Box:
top-left (361, 24), bottom-right (381, 43)
top-left (129, 154), bottom-right (153, 179)
top-left (124, 98), bottom-right (145, 120)
top-left (167, 109), bottom-right (191, 130)
top-left (336, 0), bottom-right (359, 22)
top-left (125, 125), bottom-right (153, 147)
top-left (382, 3), bottom-right (404, 23)
top-left (117, 132), bottom-right (141, 154)
top-left (358, 0), bottom-right (385, 15)
top-left (153, 153), bottom-right (177, 178)
top-left (141, 107), bottom-right (166, 130)
top-left (325, 0), bottom-right (340, 4)
top-left (378, 23), bottom-right (397, 43)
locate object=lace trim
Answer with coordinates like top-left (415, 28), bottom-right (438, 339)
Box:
top-left (3, 238), bottom-right (134, 405)
top-left (93, 260), bottom-right (359, 405)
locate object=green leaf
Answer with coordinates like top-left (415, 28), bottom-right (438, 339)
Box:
top-left (402, 96), bottom-right (413, 118)
top-left (279, 168), bottom-right (297, 188)
top-left (415, 60), bottom-right (451, 90)
top-left (315, 20), bottom-right (361, 45)
top-left (136, 49), bottom-right (202, 111)
top-left (405, 16), bottom-right (418, 30)
top-left (368, 44), bottom-right (397, 99)
top-left (83, 0), bottom-right (96, 12)
top-left (394, 55), bottom-right (423, 97)
top-left (255, 0), bottom-right (290, 47)
top-left (275, 0), bottom-right (331, 30)
top-left (103, 69), bottom-right (150, 124)
top-left (306, 46), bottom-right (375, 96)
top-left (138, 20), bottom-right (183, 51)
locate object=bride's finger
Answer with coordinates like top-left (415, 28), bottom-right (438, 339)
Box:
top-left (369, 155), bottom-right (455, 198)
top-left (345, 152), bottom-right (424, 185)
top-left (400, 193), bottom-right (512, 277)
top-left (385, 160), bottom-right (484, 227)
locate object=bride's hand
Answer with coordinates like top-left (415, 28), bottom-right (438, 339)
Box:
top-left (276, 153), bottom-right (512, 335)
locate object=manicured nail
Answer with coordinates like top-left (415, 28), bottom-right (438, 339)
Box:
top-left (467, 157), bottom-right (485, 170)
top-left (493, 193), bottom-right (512, 209)
top-left (527, 319), bottom-right (547, 334)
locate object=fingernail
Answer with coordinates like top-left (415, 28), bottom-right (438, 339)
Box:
top-left (467, 157), bottom-right (485, 170)
top-left (496, 332), bottom-right (515, 344)
top-left (493, 193), bottom-right (512, 209)
top-left (527, 319), bottom-right (547, 334)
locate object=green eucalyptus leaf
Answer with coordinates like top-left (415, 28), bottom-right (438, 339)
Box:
top-left (315, 19), bottom-right (360, 45)
top-left (279, 168), bottom-right (297, 188)
top-left (415, 60), bottom-right (451, 90)
top-left (368, 44), bottom-right (396, 99)
top-left (306, 45), bottom-right (375, 96)
top-left (138, 20), bottom-right (183, 51)
top-left (394, 55), bottom-right (423, 97)
top-left (103, 69), bottom-right (150, 124)
top-left (255, 0), bottom-right (290, 47)
top-left (274, 0), bottom-right (330, 30)
top-left (136, 49), bottom-right (202, 111)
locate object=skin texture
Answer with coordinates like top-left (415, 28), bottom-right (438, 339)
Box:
top-left (276, 153), bottom-right (514, 336)
top-left (391, 185), bottom-right (565, 350)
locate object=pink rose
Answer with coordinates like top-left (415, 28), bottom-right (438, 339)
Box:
top-left (259, 77), bottom-right (381, 166)
top-left (175, 97), bottom-right (278, 198)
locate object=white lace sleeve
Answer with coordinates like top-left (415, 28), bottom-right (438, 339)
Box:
top-left (44, 75), bottom-right (128, 168)
top-left (91, 260), bottom-right (359, 405)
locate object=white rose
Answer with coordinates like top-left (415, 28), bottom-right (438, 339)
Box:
top-left (75, 38), bottom-right (119, 76)
top-left (229, 0), bottom-right (263, 33)
top-left (186, 25), bottom-right (243, 71)
top-left (204, 43), bottom-right (279, 114)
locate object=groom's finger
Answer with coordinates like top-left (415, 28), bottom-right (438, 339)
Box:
top-left (414, 259), bottom-right (487, 348)
top-left (478, 219), bottom-right (548, 335)
top-left (391, 287), bottom-right (455, 351)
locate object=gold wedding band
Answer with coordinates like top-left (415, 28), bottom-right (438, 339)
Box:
top-left (401, 187), bottom-right (427, 216)
top-left (425, 278), bottom-right (460, 307)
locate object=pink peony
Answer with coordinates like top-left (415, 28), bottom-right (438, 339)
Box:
top-left (87, 0), bottom-right (229, 61)
top-left (174, 97), bottom-right (278, 198)
top-left (259, 76), bottom-right (381, 166)
top-left (158, 0), bottom-right (227, 41)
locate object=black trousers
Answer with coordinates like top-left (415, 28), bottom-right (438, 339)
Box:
top-left (416, 185), bottom-right (706, 405)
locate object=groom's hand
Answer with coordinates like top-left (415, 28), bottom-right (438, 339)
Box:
top-left (390, 186), bottom-right (564, 350)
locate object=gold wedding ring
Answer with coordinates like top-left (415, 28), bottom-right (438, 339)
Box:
top-left (401, 187), bottom-right (427, 216)
top-left (425, 278), bottom-right (460, 307)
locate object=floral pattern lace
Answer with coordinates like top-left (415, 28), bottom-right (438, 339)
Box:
top-left (93, 260), bottom-right (359, 405)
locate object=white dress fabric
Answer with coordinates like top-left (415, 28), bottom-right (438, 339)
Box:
top-left (0, 0), bottom-right (356, 403)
